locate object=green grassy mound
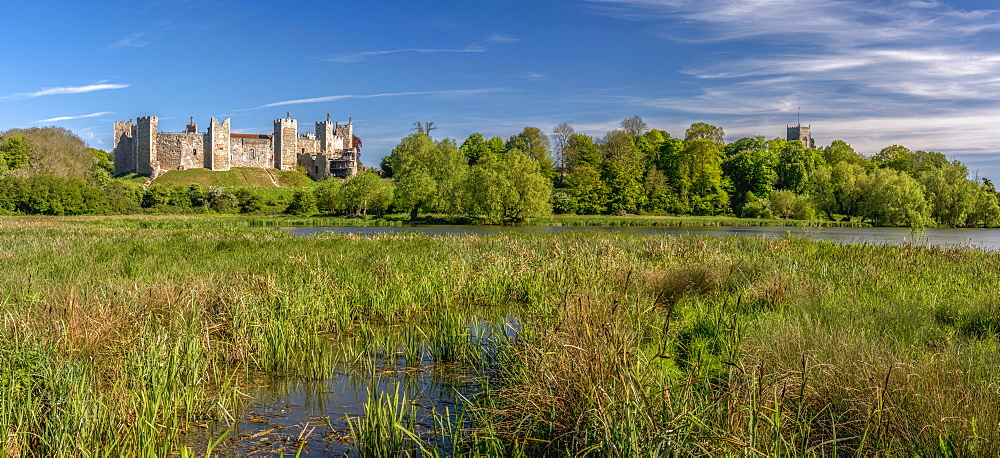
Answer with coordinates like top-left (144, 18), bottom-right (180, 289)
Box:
top-left (152, 167), bottom-right (313, 188)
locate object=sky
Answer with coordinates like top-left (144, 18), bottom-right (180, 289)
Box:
top-left (2, 0), bottom-right (1000, 178)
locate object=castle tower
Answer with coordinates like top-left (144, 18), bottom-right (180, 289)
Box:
top-left (333, 117), bottom-right (353, 151)
top-left (206, 118), bottom-right (232, 171)
top-left (787, 124), bottom-right (814, 149)
top-left (273, 113), bottom-right (298, 170)
top-left (135, 116), bottom-right (158, 175)
top-left (316, 113), bottom-right (335, 153)
top-left (113, 120), bottom-right (135, 175)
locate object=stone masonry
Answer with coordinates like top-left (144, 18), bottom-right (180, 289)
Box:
top-left (113, 113), bottom-right (359, 180)
top-left (786, 124), bottom-right (815, 149)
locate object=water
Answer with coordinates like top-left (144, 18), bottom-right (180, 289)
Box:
top-left (189, 319), bottom-right (517, 456)
top-left (278, 225), bottom-right (1000, 251)
top-left (191, 364), bottom-right (475, 456)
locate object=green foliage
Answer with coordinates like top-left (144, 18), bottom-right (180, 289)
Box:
top-left (285, 190), bottom-right (318, 216)
top-left (233, 188), bottom-right (265, 213)
top-left (822, 140), bottom-right (866, 167)
top-left (683, 122), bottom-right (725, 147)
top-left (507, 127), bottom-right (555, 181)
top-left (600, 130), bottom-right (646, 213)
top-left (343, 171), bottom-right (395, 217)
top-left (663, 138), bottom-right (729, 215)
top-left (461, 132), bottom-right (492, 165)
top-left (386, 131), bottom-right (468, 219)
top-left (775, 139), bottom-right (825, 193)
top-left (464, 150), bottom-right (552, 223)
top-left (0, 127), bottom-right (92, 178)
top-left (860, 168), bottom-right (933, 227)
top-left (723, 136), bottom-right (777, 209)
top-left (0, 135), bottom-right (31, 170)
top-left (562, 164), bottom-right (609, 215)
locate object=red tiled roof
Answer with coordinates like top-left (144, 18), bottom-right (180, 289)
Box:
top-left (230, 133), bottom-right (272, 139)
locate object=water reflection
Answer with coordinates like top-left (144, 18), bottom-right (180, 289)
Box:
top-left (190, 318), bottom-right (518, 456)
top-left (278, 225), bottom-right (1000, 251)
top-left (195, 364), bottom-right (474, 456)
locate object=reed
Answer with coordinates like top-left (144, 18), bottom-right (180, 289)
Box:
top-left (0, 218), bottom-right (997, 455)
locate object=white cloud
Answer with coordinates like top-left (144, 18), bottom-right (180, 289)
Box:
top-left (324, 45), bottom-right (486, 63)
top-left (6, 83), bottom-right (129, 99)
top-left (33, 112), bottom-right (113, 124)
top-left (108, 32), bottom-right (150, 49)
top-left (249, 88), bottom-right (508, 110)
top-left (487, 33), bottom-right (520, 43)
top-left (518, 71), bottom-right (545, 80)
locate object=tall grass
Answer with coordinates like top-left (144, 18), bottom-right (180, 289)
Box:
top-left (0, 218), bottom-right (997, 454)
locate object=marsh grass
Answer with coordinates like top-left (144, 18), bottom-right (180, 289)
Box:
top-left (0, 219), bottom-right (997, 455)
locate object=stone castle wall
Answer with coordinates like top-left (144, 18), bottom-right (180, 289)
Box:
top-left (113, 114), bottom-right (359, 180)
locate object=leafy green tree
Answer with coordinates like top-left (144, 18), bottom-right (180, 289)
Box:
top-left (285, 190), bottom-right (318, 216)
top-left (643, 167), bottom-right (672, 212)
top-left (566, 134), bottom-right (600, 169)
top-left (234, 188), bottom-right (265, 214)
top-left (769, 190), bottom-right (796, 219)
top-left (600, 130), bottom-right (646, 213)
top-left (722, 136), bottom-right (777, 210)
top-left (775, 139), bottom-right (825, 193)
top-left (663, 138), bottom-right (729, 214)
top-left (563, 164), bottom-right (609, 215)
top-left (507, 127), bottom-right (555, 181)
top-left (684, 122), bottom-right (725, 147)
top-left (343, 171), bottom-right (395, 217)
top-left (822, 140), bottom-right (866, 167)
top-left (394, 168), bottom-right (436, 220)
top-left (464, 151), bottom-right (552, 223)
top-left (809, 161), bottom-right (868, 220)
top-left (460, 133), bottom-right (492, 165)
top-left (0, 136), bottom-right (31, 170)
top-left (385, 131), bottom-right (468, 219)
top-left (314, 179), bottom-right (345, 214)
top-left (860, 168), bottom-right (932, 227)
top-left (919, 162), bottom-right (978, 227)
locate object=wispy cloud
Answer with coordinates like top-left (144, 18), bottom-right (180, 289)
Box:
top-left (244, 88), bottom-right (508, 110)
top-left (324, 45), bottom-right (486, 63)
top-left (33, 112), bottom-right (113, 124)
top-left (5, 83), bottom-right (129, 99)
top-left (487, 33), bottom-right (520, 43)
top-left (518, 71), bottom-right (546, 80)
top-left (108, 32), bottom-right (151, 49)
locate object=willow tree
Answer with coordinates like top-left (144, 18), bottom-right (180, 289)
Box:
top-left (464, 150), bottom-right (552, 223)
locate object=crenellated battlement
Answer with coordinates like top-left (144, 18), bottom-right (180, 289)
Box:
top-left (112, 113), bottom-right (359, 179)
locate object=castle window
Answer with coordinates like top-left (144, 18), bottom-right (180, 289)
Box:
top-left (249, 149), bottom-right (255, 159)
top-left (193, 149), bottom-right (198, 156)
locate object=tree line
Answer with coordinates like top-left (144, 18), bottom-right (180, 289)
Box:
top-left (1, 122), bottom-right (998, 227)
top-left (359, 117), bottom-right (999, 227)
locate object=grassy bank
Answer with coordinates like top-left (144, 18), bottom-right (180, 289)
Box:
top-left (0, 213), bottom-right (867, 231)
top-left (1, 219), bottom-right (997, 455)
top-left (152, 167), bottom-right (313, 188)
top-left (531, 214), bottom-right (870, 227)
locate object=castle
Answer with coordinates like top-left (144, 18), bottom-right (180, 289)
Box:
top-left (786, 124), bottom-right (815, 148)
top-left (113, 113), bottom-right (359, 180)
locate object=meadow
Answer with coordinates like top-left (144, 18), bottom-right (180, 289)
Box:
top-left (1, 217), bottom-right (998, 456)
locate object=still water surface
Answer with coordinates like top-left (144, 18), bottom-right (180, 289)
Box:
top-left (279, 225), bottom-right (1000, 251)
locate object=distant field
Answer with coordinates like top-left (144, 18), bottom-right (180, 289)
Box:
top-left (152, 167), bottom-right (314, 188)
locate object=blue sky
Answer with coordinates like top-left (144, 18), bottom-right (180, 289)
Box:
top-left (2, 0), bottom-right (1000, 178)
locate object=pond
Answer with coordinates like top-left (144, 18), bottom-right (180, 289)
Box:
top-left (189, 318), bottom-right (518, 456)
top-left (278, 225), bottom-right (1000, 251)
